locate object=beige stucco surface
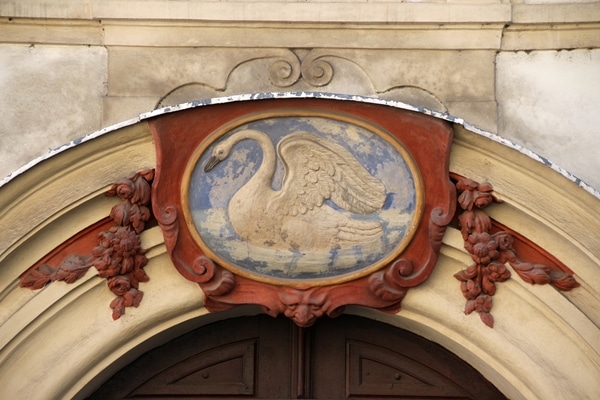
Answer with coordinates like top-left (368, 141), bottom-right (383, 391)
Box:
top-left (0, 43), bottom-right (107, 178)
top-left (0, 109), bottom-right (598, 399)
top-left (1, 3), bottom-right (599, 189)
top-left (497, 49), bottom-right (600, 190)
top-left (0, 2), bottom-right (599, 398)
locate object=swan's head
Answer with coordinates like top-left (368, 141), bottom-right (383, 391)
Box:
top-left (204, 139), bottom-right (233, 172)
top-left (204, 129), bottom-right (265, 173)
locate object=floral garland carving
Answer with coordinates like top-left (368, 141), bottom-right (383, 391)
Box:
top-left (452, 174), bottom-right (579, 327)
top-left (20, 169), bottom-right (155, 320)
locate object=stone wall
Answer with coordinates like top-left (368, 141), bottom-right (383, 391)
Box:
top-left (1, 1), bottom-right (599, 189)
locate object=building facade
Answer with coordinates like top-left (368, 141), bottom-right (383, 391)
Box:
top-left (1, 1), bottom-right (599, 399)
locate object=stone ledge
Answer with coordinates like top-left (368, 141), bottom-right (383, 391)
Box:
top-left (0, 19), bottom-right (103, 45)
top-left (2, 1), bottom-right (512, 23)
top-left (102, 23), bottom-right (505, 49)
top-left (512, 3), bottom-right (600, 24)
top-left (502, 23), bottom-right (600, 50)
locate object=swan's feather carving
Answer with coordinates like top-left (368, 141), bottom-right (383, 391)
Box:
top-left (205, 129), bottom-right (387, 251)
top-left (276, 133), bottom-right (386, 216)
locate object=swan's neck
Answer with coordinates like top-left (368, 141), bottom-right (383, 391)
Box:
top-left (231, 129), bottom-right (276, 190)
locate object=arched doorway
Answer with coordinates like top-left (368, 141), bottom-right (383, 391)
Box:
top-left (89, 314), bottom-right (506, 399)
top-left (2, 94), bottom-right (599, 400)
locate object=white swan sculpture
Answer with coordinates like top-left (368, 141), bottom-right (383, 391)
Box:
top-left (204, 129), bottom-right (387, 252)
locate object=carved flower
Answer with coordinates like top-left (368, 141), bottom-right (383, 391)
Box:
top-left (456, 178), bottom-right (497, 211)
top-left (473, 182), bottom-right (495, 208)
top-left (107, 275), bottom-right (131, 296)
top-left (481, 262), bottom-right (511, 296)
top-left (110, 202), bottom-right (151, 233)
top-left (458, 209), bottom-right (492, 240)
top-left (493, 231), bottom-right (514, 251)
top-left (92, 227), bottom-right (147, 279)
top-left (110, 178), bottom-right (136, 201)
top-left (484, 261), bottom-right (511, 282)
top-left (465, 232), bottom-right (499, 265)
top-left (108, 170), bottom-right (154, 205)
top-left (465, 294), bottom-right (493, 314)
top-left (460, 278), bottom-right (481, 299)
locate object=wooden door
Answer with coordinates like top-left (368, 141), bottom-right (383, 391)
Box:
top-left (88, 315), bottom-right (506, 399)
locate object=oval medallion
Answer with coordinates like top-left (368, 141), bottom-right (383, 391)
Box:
top-left (184, 111), bottom-right (423, 285)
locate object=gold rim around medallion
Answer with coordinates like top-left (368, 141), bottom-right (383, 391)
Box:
top-left (182, 108), bottom-right (424, 287)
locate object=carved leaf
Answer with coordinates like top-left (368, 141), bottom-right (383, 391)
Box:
top-left (480, 311), bottom-right (494, 328)
top-left (481, 275), bottom-right (497, 296)
top-left (110, 201), bottom-right (133, 227)
top-left (551, 272), bottom-right (580, 291)
top-left (53, 255), bottom-right (92, 283)
top-left (130, 204), bottom-right (151, 233)
top-left (453, 264), bottom-right (478, 281)
top-left (123, 288), bottom-right (144, 307)
top-left (110, 296), bottom-right (126, 320)
top-left (131, 174), bottom-right (152, 205)
top-left (137, 168), bottom-right (155, 183)
top-left (128, 266), bottom-right (150, 289)
top-left (20, 264), bottom-right (55, 289)
top-left (510, 260), bottom-right (552, 285)
top-left (457, 190), bottom-right (475, 211)
top-left (464, 299), bottom-right (478, 315)
top-left (458, 210), bottom-right (492, 240)
top-left (110, 289), bottom-right (144, 320)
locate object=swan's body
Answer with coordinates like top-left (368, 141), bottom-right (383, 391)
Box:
top-left (204, 129), bottom-right (387, 251)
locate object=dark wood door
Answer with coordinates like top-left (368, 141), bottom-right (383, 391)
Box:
top-left (88, 314), bottom-right (506, 399)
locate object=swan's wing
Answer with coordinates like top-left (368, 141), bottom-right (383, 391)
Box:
top-left (275, 132), bottom-right (386, 216)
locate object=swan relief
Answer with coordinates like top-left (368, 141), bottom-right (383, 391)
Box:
top-left (203, 129), bottom-right (387, 253)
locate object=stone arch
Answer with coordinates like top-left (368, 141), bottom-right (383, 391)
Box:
top-left (0, 94), bottom-right (598, 400)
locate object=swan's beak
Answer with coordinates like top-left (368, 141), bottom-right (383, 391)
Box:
top-left (204, 155), bottom-right (221, 172)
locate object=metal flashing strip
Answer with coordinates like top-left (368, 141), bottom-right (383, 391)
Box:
top-left (2, 92), bottom-right (598, 200)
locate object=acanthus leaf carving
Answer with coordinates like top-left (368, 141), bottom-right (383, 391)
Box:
top-left (19, 169), bottom-right (155, 320)
top-left (451, 174), bottom-right (579, 328)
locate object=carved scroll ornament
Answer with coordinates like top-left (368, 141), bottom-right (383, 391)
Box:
top-left (20, 170), bottom-right (155, 320)
top-left (451, 174), bottom-right (579, 327)
top-left (269, 50), bottom-right (334, 88)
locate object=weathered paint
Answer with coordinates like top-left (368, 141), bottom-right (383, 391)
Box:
top-left (2, 92), bottom-right (598, 200)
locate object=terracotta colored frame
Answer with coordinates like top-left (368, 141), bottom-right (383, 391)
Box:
top-left (149, 98), bottom-right (456, 327)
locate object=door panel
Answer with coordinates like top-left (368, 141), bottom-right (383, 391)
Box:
top-left (346, 340), bottom-right (471, 398)
top-left (310, 316), bottom-right (504, 399)
top-left (129, 339), bottom-right (256, 396)
top-left (87, 314), bottom-right (506, 399)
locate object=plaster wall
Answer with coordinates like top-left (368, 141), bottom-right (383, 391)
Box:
top-left (497, 49), bottom-right (600, 185)
top-left (0, 1), bottom-right (599, 190)
top-left (0, 3), bottom-right (599, 398)
top-left (0, 103), bottom-right (598, 399)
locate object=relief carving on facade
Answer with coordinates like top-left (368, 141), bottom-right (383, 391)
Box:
top-left (150, 98), bottom-right (456, 327)
top-left (451, 174), bottom-right (580, 327)
top-left (17, 98), bottom-right (582, 329)
top-left (20, 170), bottom-right (155, 320)
top-left (269, 50), bottom-right (334, 88)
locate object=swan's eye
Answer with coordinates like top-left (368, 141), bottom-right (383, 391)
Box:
top-left (217, 149), bottom-right (225, 157)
